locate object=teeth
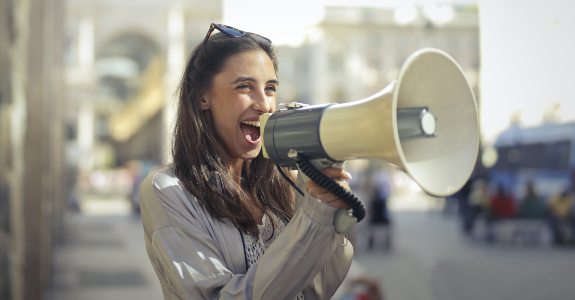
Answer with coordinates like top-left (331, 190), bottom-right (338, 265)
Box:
top-left (241, 120), bottom-right (260, 127)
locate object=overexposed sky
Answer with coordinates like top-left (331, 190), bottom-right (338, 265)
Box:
top-left (223, 1), bottom-right (325, 46)
top-left (223, 0), bottom-right (475, 46)
top-left (479, 0), bottom-right (575, 143)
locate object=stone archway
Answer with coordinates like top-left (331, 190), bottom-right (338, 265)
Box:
top-left (95, 32), bottom-right (160, 101)
top-left (94, 32), bottom-right (165, 165)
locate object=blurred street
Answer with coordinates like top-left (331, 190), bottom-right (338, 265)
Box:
top-left (46, 196), bottom-right (163, 300)
top-left (354, 211), bottom-right (575, 300)
top-left (46, 192), bottom-right (575, 300)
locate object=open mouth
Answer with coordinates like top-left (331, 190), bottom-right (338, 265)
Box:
top-left (240, 120), bottom-right (261, 142)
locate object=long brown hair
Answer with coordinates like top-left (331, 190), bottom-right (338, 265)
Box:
top-left (172, 32), bottom-right (294, 235)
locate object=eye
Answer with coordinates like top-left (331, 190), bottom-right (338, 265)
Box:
top-left (236, 83), bottom-right (251, 90)
top-left (265, 85), bottom-right (277, 94)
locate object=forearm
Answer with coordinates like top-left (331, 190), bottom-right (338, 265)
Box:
top-left (250, 193), bottom-right (352, 299)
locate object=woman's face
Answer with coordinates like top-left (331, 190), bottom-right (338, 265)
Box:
top-left (202, 49), bottom-right (277, 164)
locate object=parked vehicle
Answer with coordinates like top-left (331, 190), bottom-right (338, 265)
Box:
top-left (488, 122), bottom-right (575, 200)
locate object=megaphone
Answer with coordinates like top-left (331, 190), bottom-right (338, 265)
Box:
top-left (260, 48), bottom-right (479, 199)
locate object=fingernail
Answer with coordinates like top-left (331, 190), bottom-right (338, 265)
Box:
top-left (343, 171), bottom-right (352, 180)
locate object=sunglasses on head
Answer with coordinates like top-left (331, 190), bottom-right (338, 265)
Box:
top-left (203, 23), bottom-right (271, 45)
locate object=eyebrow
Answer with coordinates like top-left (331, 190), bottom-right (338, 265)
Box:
top-left (230, 76), bottom-right (279, 85)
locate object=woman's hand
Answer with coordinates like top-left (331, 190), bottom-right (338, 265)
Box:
top-left (305, 167), bottom-right (352, 209)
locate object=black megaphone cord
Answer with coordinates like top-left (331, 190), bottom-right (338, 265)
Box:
top-left (294, 153), bottom-right (365, 222)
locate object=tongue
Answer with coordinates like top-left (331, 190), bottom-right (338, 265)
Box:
top-left (240, 124), bottom-right (260, 142)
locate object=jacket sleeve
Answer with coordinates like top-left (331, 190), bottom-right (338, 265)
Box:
top-left (141, 171), bottom-right (353, 300)
top-left (251, 191), bottom-right (354, 300)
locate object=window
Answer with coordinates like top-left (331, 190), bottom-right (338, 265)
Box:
top-left (494, 140), bottom-right (571, 171)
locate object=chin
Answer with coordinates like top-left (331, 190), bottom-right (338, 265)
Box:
top-left (241, 147), bottom-right (262, 161)
top-left (242, 152), bottom-right (260, 161)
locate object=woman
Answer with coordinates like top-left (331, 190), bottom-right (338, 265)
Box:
top-left (140, 23), bottom-right (354, 299)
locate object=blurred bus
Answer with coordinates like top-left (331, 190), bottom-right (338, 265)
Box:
top-left (488, 122), bottom-right (575, 200)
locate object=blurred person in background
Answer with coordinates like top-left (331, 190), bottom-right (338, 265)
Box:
top-left (486, 184), bottom-right (516, 241)
top-left (514, 180), bottom-right (549, 244)
top-left (488, 184), bottom-right (517, 218)
top-left (366, 169), bottom-right (392, 250)
top-left (127, 159), bottom-right (159, 215)
top-left (517, 180), bottom-right (547, 219)
top-left (139, 23), bottom-right (354, 299)
top-left (338, 277), bottom-right (384, 300)
top-left (462, 178), bottom-right (490, 236)
top-left (125, 160), bottom-right (143, 214)
top-left (548, 189), bottom-right (574, 245)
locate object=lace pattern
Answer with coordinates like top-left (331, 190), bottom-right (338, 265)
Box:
top-left (242, 212), bottom-right (304, 300)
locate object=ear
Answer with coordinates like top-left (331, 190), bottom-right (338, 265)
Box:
top-left (200, 96), bottom-right (210, 110)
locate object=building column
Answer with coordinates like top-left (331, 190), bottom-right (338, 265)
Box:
top-left (4, 0), bottom-right (66, 299)
top-left (163, 0), bottom-right (185, 164)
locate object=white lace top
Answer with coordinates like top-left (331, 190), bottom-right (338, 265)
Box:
top-left (242, 212), bottom-right (305, 300)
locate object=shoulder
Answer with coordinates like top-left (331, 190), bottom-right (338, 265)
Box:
top-left (141, 166), bottom-right (193, 206)
top-left (144, 166), bottom-right (180, 191)
top-left (140, 168), bottom-right (245, 274)
top-left (140, 166), bottom-right (206, 233)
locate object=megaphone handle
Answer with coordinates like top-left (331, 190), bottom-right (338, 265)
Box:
top-left (295, 153), bottom-right (366, 222)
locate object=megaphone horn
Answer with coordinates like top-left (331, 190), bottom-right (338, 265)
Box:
top-left (260, 48), bottom-right (480, 198)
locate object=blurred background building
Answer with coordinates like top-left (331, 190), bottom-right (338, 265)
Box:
top-left (276, 4), bottom-right (479, 105)
top-left (1, 0), bottom-right (574, 299)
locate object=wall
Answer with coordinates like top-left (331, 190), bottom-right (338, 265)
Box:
top-left (0, 0), bottom-right (66, 299)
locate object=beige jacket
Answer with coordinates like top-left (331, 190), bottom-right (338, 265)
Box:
top-left (140, 168), bottom-right (354, 299)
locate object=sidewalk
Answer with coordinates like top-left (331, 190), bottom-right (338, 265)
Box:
top-left (48, 193), bottom-right (575, 300)
top-left (47, 196), bottom-right (163, 300)
top-left (352, 209), bottom-right (575, 300)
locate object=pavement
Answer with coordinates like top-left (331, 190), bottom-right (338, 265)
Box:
top-left (47, 192), bottom-right (575, 300)
top-left (46, 196), bottom-right (163, 300)
top-left (352, 209), bottom-right (575, 300)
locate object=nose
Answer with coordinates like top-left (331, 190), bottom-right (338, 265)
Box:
top-left (252, 90), bottom-right (272, 113)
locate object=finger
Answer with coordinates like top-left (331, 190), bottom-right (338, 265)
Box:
top-left (335, 179), bottom-right (351, 191)
top-left (307, 187), bottom-right (336, 201)
top-left (307, 186), bottom-right (332, 199)
top-left (305, 174), bottom-right (351, 187)
top-left (307, 188), bottom-right (349, 208)
top-left (306, 183), bottom-right (347, 197)
top-left (326, 199), bottom-right (348, 209)
top-left (313, 193), bottom-right (346, 207)
top-left (321, 167), bottom-right (352, 180)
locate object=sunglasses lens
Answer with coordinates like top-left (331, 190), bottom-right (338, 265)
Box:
top-left (218, 25), bottom-right (244, 37)
top-left (207, 24), bottom-right (271, 45)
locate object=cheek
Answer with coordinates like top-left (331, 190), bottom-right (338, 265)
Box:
top-left (207, 110), bottom-right (227, 135)
top-left (214, 114), bottom-right (235, 135)
top-left (211, 107), bottom-right (239, 135)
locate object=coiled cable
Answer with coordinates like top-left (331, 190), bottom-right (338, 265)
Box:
top-left (295, 153), bottom-right (366, 222)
